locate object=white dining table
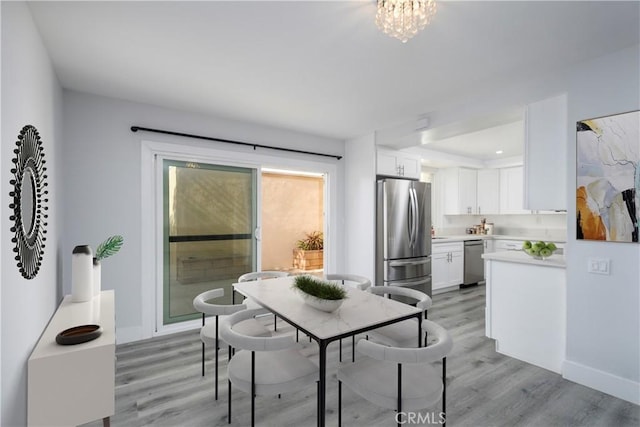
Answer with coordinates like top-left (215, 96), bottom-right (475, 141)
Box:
top-left (233, 276), bottom-right (422, 427)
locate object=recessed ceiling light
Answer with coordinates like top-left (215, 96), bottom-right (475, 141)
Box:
top-left (495, 150), bottom-right (503, 154)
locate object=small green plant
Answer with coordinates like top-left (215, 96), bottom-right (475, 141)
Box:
top-left (95, 235), bottom-right (124, 261)
top-left (293, 275), bottom-right (347, 300)
top-left (296, 231), bottom-right (323, 251)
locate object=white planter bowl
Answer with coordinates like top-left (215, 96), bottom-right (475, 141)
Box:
top-left (296, 290), bottom-right (344, 313)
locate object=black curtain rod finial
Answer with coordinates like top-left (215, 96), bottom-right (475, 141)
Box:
top-left (130, 125), bottom-right (342, 160)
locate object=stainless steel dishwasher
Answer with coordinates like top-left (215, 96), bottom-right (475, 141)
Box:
top-left (463, 240), bottom-right (484, 286)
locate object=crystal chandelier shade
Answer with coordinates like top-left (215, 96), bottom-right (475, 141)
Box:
top-left (375, 0), bottom-right (437, 43)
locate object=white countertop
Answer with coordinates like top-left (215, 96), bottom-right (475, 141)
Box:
top-left (432, 235), bottom-right (486, 243)
top-left (482, 250), bottom-right (566, 268)
top-left (432, 234), bottom-right (566, 244)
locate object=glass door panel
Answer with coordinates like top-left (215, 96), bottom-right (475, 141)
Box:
top-left (163, 160), bottom-right (257, 325)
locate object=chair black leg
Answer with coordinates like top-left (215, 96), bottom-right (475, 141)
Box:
top-left (339, 339), bottom-right (342, 362)
top-left (251, 351), bottom-right (256, 427)
top-left (201, 342), bottom-right (205, 377)
top-left (397, 363), bottom-right (402, 427)
top-left (201, 313), bottom-right (206, 377)
top-left (352, 336), bottom-right (355, 362)
top-left (338, 380), bottom-right (342, 427)
top-left (442, 357), bottom-right (447, 427)
top-left (228, 379), bottom-right (232, 424)
top-left (215, 315), bottom-right (219, 400)
top-left (274, 314), bottom-right (277, 331)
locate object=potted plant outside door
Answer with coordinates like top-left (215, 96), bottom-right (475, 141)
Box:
top-left (293, 231), bottom-right (323, 270)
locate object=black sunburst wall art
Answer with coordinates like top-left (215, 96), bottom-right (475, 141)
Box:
top-left (9, 125), bottom-right (49, 279)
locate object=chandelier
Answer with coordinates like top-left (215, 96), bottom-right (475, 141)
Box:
top-left (375, 0), bottom-right (437, 43)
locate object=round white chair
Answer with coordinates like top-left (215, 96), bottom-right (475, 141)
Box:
top-left (337, 320), bottom-right (453, 427)
top-left (221, 308), bottom-right (318, 426)
top-left (324, 273), bottom-right (371, 290)
top-left (192, 288), bottom-right (271, 401)
top-left (366, 285), bottom-right (432, 348)
top-left (238, 270), bottom-right (290, 283)
top-left (238, 270), bottom-right (290, 330)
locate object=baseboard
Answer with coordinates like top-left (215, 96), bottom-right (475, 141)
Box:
top-left (116, 326), bottom-right (144, 344)
top-left (563, 359), bottom-right (640, 405)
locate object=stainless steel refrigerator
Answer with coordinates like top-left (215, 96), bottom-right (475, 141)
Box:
top-left (376, 178), bottom-right (432, 299)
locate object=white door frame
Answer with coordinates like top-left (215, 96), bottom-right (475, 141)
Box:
top-left (141, 139), bottom-right (339, 338)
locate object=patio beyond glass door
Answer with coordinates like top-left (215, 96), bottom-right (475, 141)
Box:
top-left (163, 160), bottom-right (257, 325)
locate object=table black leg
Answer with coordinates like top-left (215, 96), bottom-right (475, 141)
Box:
top-left (418, 314), bottom-right (423, 347)
top-left (318, 340), bottom-right (328, 427)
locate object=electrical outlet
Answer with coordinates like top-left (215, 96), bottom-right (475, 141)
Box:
top-left (588, 258), bottom-right (610, 275)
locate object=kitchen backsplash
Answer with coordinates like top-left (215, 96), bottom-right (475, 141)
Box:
top-left (438, 213), bottom-right (567, 241)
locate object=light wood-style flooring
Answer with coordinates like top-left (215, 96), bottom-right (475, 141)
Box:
top-left (82, 285), bottom-right (639, 426)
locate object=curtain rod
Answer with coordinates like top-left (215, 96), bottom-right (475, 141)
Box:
top-left (130, 126), bottom-right (342, 160)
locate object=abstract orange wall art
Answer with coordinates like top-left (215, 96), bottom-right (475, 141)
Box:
top-left (576, 110), bottom-right (639, 242)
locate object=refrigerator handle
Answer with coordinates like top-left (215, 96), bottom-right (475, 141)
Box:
top-left (410, 187), bottom-right (419, 249)
top-left (407, 187), bottom-right (415, 249)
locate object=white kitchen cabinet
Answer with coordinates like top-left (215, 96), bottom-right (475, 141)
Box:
top-left (377, 148), bottom-right (421, 179)
top-left (499, 166), bottom-right (530, 214)
top-left (476, 169), bottom-right (500, 215)
top-left (432, 242), bottom-right (464, 291)
top-left (484, 252), bottom-right (566, 373)
top-left (440, 167), bottom-right (478, 215)
top-left (493, 238), bottom-right (565, 254)
top-left (494, 239), bottom-right (526, 251)
top-left (483, 239), bottom-right (495, 253)
top-left (524, 93), bottom-right (567, 211)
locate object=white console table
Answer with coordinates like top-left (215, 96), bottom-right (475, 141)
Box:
top-left (28, 290), bottom-right (115, 426)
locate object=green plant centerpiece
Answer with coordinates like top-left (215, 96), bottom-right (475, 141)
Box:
top-left (292, 275), bottom-right (347, 312)
top-left (293, 231), bottom-right (324, 271)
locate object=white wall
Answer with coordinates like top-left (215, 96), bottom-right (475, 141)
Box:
top-left (442, 46), bottom-right (640, 403)
top-left (344, 133), bottom-right (376, 281)
top-left (563, 46), bottom-right (640, 404)
top-left (62, 90), bottom-right (344, 342)
top-left (345, 45), bottom-right (640, 403)
top-left (1, 2), bottom-right (64, 425)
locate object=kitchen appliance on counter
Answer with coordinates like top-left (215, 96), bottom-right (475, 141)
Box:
top-left (376, 178), bottom-right (432, 300)
top-left (485, 223), bottom-right (494, 235)
top-left (462, 239), bottom-right (484, 287)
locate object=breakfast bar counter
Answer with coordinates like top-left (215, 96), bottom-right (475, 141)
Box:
top-left (483, 251), bottom-right (566, 374)
top-left (482, 250), bottom-right (566, 268)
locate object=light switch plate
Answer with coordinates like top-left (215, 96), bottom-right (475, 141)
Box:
top-left (588, 258), bottom-right (610, 275)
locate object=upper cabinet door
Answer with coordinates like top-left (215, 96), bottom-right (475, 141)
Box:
top-left (376, 148), bottom-right (421, 180)
top-left (477, 169), bottom-right (500, 215)
top-left (440, 167), bottom-right (477, 215)
top-left (500, 166), bottom-right (530, 214)
top-left (524, 93), bottom-right (568, 211)
top-left (458, 168), bottom-right (478, 214)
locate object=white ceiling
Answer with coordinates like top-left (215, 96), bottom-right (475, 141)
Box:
top-left (28, 1), bottom-right (640, 159)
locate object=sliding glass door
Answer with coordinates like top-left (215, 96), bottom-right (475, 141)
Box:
top-left (162, 160), bottom-right (257, 325)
